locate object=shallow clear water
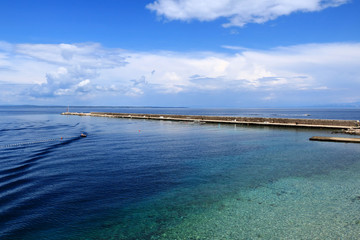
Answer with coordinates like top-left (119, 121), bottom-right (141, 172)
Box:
top-left (1, 107), bottom-right (360, 239)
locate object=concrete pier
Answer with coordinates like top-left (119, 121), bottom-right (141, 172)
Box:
top-left (61, 112), bottom-right (360, 130)
top-left (310, 136), bottom-right (360, 143)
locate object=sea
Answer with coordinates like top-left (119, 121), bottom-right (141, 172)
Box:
top-left (1, 106), bottom-right (360, 240)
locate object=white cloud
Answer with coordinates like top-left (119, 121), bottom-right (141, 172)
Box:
top-left (78, 79), bottom-right (90, 87)
top-left (1, 41), bottom-right (360, 105)
top-left (147, 0), bottom-right (349, 27)
top-left (15, 43), bottom-right (127, 68)
top-left (0, 43), bottom-right (128, 99)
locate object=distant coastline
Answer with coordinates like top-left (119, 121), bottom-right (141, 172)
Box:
top-left (0, 105), bottom-right (188, 109)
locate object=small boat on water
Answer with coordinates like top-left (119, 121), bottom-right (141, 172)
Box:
top-left (80, 133), bottom-right (87, 137)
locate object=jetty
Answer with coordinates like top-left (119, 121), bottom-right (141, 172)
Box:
top-left (61, 112), bottom-right (360, 130)
top-left (310, 136), bottom-right (360, 143)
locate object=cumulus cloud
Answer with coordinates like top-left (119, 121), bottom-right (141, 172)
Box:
top-left (147, 0), bottom-right (349, 27)
top-left (30, 66), bottom-right (95, 97)
top-left (0, 43), bottom-right (129, 100)
top-left (1, 41), bottom-right (360, 106)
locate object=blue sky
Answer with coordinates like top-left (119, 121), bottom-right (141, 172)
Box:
top-left (1, 0), bottom-right (360, 107)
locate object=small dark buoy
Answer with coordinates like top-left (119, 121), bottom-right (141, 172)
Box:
top-left (81, 133), bottom-right (87, 137)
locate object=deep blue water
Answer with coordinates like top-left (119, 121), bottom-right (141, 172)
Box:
top-left (1, 106), bottom-right (360, 239)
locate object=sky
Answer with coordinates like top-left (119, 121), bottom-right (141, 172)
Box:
top-left (0, 0), bottom-right (360, 107)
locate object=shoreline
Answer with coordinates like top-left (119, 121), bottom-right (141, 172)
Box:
top-left (61, 112), bottom-right (360, 130)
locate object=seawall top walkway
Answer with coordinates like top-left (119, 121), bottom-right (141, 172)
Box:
top-left (62, 112), bottom-right (360, 130)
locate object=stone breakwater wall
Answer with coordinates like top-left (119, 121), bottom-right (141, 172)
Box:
top-left (310, 136), bottom-right (360, 143)
top-left (62, 112), bottom-right (360, 129)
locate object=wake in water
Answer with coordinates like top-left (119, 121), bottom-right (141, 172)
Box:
top-left (0, 121), bottom-right (83, 149)
top-left (0, 131), bottom-right (87, 149)
top-left (0, 133), bottom-right (85, 240)
top-left (0, 135), bottom-right (83, 188)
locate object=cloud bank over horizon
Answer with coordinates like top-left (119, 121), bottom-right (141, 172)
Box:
top-left (147, 0), bottom-right (349, 27)
top-left (0, 41), bottom-right (360, 107)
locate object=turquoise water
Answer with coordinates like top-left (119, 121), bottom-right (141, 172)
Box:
top-left (1, 107), bottom-right (360, 239)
